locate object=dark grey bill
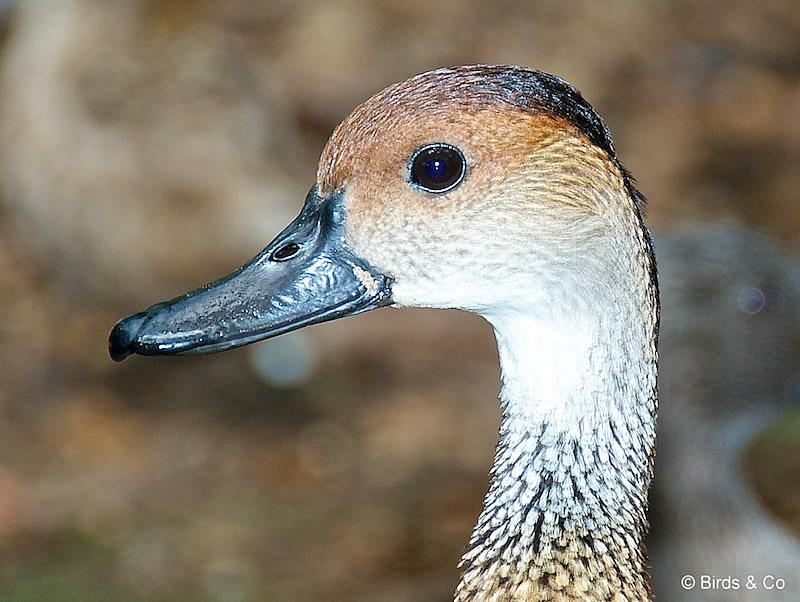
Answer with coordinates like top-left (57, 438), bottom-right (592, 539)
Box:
top-left (108, 188), bottom-right (392, 362)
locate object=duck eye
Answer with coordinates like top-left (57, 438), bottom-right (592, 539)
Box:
top-left (271, 242), bottom-right (300, 261)
top-left (409, 144), bottom-right (466, 193)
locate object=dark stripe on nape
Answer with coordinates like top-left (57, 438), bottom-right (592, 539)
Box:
top-left (457, 65), bottom-right (651, 214)
top-left (463, 65), bottom-right (617, 160)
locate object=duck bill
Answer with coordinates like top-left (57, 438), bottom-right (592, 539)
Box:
top-left (108, 189), bottom-right (392, 362)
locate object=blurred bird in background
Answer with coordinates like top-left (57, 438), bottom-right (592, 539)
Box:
top-left (651, 225), bottom-right (800, 601)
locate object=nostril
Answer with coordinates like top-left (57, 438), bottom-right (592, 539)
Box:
top-left (271, 242), bottom-right (300, 261)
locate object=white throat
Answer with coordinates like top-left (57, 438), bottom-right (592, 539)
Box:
top-left (489, 312), bottom-right (599, 421)
top-left (487, 300), bottom-right (657, 468)
top-left (456, 303), bottom-right (657, 600)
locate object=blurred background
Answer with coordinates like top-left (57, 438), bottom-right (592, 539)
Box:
top-left (0, 0), bottom-right (798, 600)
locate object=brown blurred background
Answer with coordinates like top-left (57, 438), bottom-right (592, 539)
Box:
top-left (0, 1), bottom-right (798, 600)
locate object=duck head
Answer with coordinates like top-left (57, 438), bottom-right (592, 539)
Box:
top-left (109, 65), bottom-right (659, 600)
top-left (110, 65), bottom-right (653, 366)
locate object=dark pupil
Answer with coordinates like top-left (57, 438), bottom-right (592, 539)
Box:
top-left (424, 158), bottom-right (448, 181)
top-left (412, 145), bottom-right (464, 192)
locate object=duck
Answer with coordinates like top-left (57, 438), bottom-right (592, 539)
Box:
top-left (650, 223), bottom-right (800, 601)
top-left (109, 65), bottom-right (659, 601)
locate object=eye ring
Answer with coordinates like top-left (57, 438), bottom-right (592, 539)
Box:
top-left (409, 143), bottom-right (466, 193)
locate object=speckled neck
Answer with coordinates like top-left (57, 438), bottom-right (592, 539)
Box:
top-left (456, 273), bottom-right (658, 601)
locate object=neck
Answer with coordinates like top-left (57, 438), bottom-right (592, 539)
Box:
top-left (456, 309), bottom-right (657, 601)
